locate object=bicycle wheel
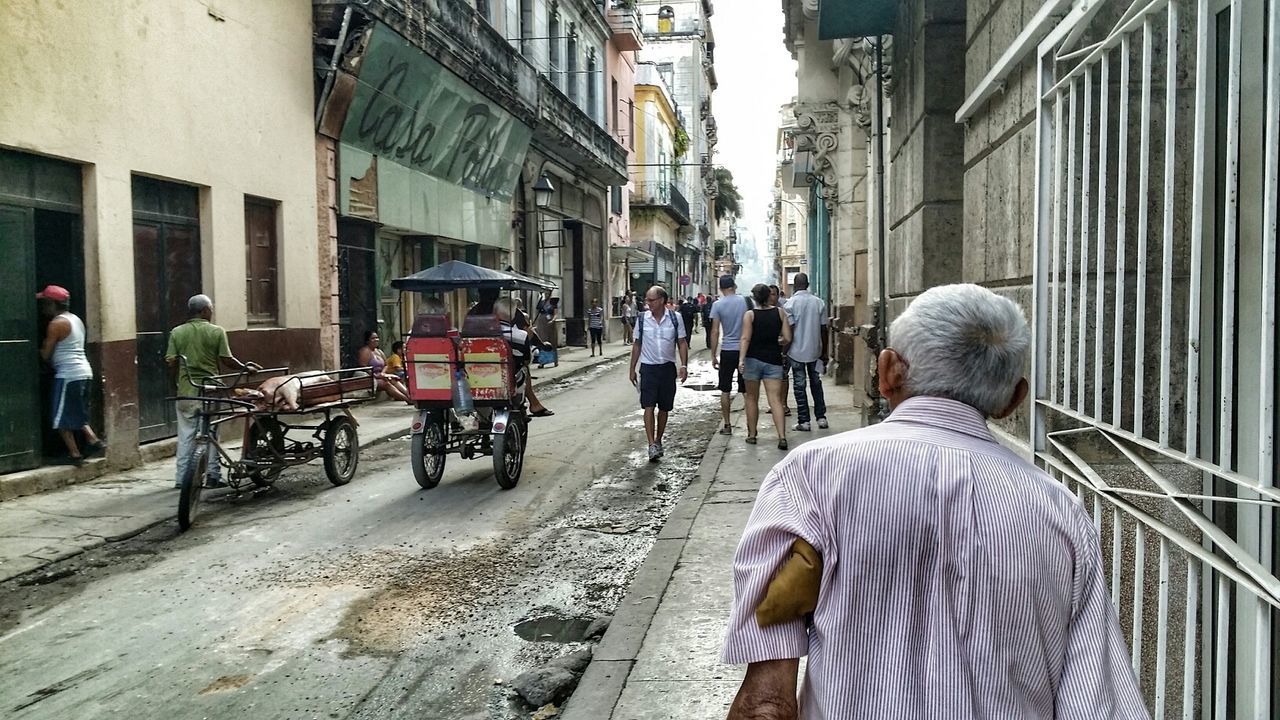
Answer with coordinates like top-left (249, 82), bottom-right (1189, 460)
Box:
top-left (177, 444), bottom-right (208, 531)
top-left (411, 414), bottom-right (447, 489)
top-left (246, 417), bottom-right (285, 487)
top-left (492, 417), bottom-right (525, 490)
top-left (323, 415), bottom-right (359, 486)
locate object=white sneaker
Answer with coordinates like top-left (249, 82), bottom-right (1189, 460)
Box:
top-left (656, 442), bottom-right (664, 458)
top-left (793, 422), bottom-right (811, 432)
top-left (648, 444), bottom-right (660, 462)
top-left (817, 418), bottom-right (829, 429)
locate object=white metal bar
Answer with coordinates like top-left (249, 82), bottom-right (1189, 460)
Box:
top-left (1154, 536), bottom-right (1169, 718)
top-left (1253, 599), bottom-right (1271, 719)
top-left (1185, 0), bottom-right (1210, 460)
top-left (1094, 50), bottom-right (1109, 420)
top-left (1131, 522), bottom-right (1146, 672)
top-left (1041, 0), bottom-right (1171, 99)
top-left (1065, 81), bottom-right (1078, 408)
top-left (1181, 560), bottom-right (1197, 720)
top-left (1157, 0), bottom-right (1178, 449)
top-left (1078, 66), bottom-right (1092, 416)
top-left (1092, 493), bottom-right (1102, 533)
top-left (1111, 508), bottom-right (1123, 607)
top-left (1259, 0), bottom-right (1279, 491)
top-left (1218, 0), bottom-right (1241, 471)
top-left (957, 0), bottom-right (1075, 122)
top-left (1133, 18), bottom-right (1154, 438)
top-left (1112, 34), bottom-right (1131, 428)
top-left (1051, 92), bottom-right (1066, 406)
top-left (1042, 399), bottom-right (1280, 503)
top-left (1214, 575), bottom-right (1229, 717)
top-left (1033, 51), bottom-right (1054, 455)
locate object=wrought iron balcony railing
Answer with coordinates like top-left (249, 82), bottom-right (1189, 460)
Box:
top-left (631, 181), bottom-right (690, 226)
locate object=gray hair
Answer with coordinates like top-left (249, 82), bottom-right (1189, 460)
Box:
top-left (187, 294), bottom-right (213, 316)
top-left (889, 284), bottom-right (1029, 417)
top-left (419, 297), bottom-right (448, 315)
top-left (493, 297), bottom-right (515, 322)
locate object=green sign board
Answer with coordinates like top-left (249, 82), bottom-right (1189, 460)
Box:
top-left (817, 0), bottom-right (897, 40)
top-left (342, 23), bottom-right (533, 201)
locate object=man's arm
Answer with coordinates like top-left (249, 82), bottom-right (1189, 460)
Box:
top-left (726, 659), bottom-right (800, 720)
top-left (678, 337), bottom-right (689, 381)
top-left (628, 341), bottom-right (641, 386)
top-left (39, 316), bottom-right (70, 361)
top-left (710, 318), bottom-right (722, 367)
top-left (819, 303), bottom-right (830, 363)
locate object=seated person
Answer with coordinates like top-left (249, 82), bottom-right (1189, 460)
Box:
top-left (357, 330), bottom-right (412, 404)
top-left (386, 341), bottom-right (407, 380)
top-left (492, 298), bottom-right (554, 417)
top-left (468, 289), bottom-right (552, 415)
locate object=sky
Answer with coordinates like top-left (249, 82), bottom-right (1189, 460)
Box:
top-left (709, 3), bottom-right (797, 284)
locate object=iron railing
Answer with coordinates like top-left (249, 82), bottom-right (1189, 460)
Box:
top-left (631, 181), bottom-right (690, 225)
top-left (1032, 0), bottom-right (1279, 717)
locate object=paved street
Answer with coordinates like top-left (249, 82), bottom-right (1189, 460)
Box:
top-left (0, 351), bottom-right (723, 719)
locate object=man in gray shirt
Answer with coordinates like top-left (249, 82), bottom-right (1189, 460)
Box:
top-left (783, 273), bottom-right (828, 430)
top-left (709, 275), bottom-right (748, 434)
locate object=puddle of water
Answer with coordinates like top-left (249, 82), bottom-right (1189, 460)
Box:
top-left (512, 616), bottom-right (595, 643)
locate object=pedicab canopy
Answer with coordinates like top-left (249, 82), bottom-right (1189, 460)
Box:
top-left (390, 260), bottom-right (557, 293)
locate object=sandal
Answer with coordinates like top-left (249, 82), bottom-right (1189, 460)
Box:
top-left (777, 438), bottom-right (788, 450)
top-left (530, 408), bottom-right (555, 417)
top-left (745, 436), bottom-right (757, 445)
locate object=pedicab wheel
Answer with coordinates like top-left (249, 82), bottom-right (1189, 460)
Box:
top-left (246, 417), bottom-right (285, 487)
top-left (411, 414), bottom-right (447, 489)
top-left (492, 417), bottom-right (525, 490)
top-left (323, 415), bottom-right (359, 486)
top-left (177, 445), bottom-right (208, 531)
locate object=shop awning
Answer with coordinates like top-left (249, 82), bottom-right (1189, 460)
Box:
top-left (818, 0), bottom-right (898, 40)
top-left (610, 246), bottom-right (654, 263)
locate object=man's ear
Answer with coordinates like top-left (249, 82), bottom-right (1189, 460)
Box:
top-left (993, 377), bottom-right (1030, 419)
top-left (877, 349), bottom-right (906, 399)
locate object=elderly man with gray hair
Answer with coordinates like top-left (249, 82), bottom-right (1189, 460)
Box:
top-left (721, 284), bottom-right (1146, 720)
top-left (165, 294), bottom-right (258, 489)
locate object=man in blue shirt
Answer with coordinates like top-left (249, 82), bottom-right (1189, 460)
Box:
top-left (709, 275), bottom-right (749, 435)
top-left (783, 273), bottom-right (829, 430)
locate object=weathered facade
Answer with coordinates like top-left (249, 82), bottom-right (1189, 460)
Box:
top-left (0, 0), bottom-right (322, 471)
top-left (784, 0), bottom-right (1280, 714)
top-left (629, 63), bottom-right (689, 294)
top-left (605, 1), bottom-right (645, 331)
top-left (313, 0), bottom-right (627, 357)
top-left (637, 0), bottom-right (719, 298)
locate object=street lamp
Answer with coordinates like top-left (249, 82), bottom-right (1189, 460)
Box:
top-left (533, 173), bottom-right (556, 208)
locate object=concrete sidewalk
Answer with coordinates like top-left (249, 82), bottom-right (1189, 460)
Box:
top-left (0, 342), bottom-right (630, 584)
top-left (563, 382), bottom-right (865, 720)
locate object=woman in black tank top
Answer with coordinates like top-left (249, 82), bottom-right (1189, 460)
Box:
top-left (738, 284), bottom-right (793, 449)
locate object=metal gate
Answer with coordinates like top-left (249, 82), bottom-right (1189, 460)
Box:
top-left (1032, 0), bottom-right (1277, 716)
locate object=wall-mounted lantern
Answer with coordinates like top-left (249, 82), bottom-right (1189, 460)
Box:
top-left (533, 174), bottom-right (556, 208)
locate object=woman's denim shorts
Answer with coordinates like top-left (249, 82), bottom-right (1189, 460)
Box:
top-left (743, 357), bottom-right (784, 381)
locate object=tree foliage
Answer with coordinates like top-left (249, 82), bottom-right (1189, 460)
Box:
top-left (713, 167), bottom-right (741, 223)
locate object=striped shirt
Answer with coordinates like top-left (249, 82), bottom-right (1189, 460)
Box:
top-left (721, 396), bottom-right (1148, 719)
top-left (587, 306), bottom-right (605, 329)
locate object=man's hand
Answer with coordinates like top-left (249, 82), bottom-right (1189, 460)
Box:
top-left (678, 365), bottom-right (687, 382)
top-left (820, 354), bottom-right (829, 367)
top-left (726, 659), bottom-right (800, 720)
top-left (629, 366), bottom-right (638, 387)
top-left (712, 354), bottom-right (720, 370)
top-left (246, 362), bottom-right (262, 374)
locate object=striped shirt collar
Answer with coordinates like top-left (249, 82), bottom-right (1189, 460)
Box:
top-left (883, 395), bottom-right (995, 443)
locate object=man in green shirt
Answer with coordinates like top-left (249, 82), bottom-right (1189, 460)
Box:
top-left (165, 294), bottom-right (257, 488)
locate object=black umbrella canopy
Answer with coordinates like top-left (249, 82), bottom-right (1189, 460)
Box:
top-left (390, 260), bottom-right (558, 293)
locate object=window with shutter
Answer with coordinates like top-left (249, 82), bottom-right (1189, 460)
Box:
top-left (244, 197), bottom-right (279, 325)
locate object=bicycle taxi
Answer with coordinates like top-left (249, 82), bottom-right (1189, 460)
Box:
top-left (390, 261), bottom-right (555, 491)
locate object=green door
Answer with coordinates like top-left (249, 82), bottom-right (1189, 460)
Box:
top-left (0, 205), bottom-right (41, 473)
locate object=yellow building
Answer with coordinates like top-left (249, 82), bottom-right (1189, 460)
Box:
top-left (628, 62), bottom-right (689, 294)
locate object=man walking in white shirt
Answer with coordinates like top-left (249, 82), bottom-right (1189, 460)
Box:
top-left (783, 273), bottom-right (828, 431)
top-left (628, 286), bottom-right (689, 462)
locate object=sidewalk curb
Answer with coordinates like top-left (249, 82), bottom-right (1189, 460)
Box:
top-left (561, 427), bottom-right (733, 720)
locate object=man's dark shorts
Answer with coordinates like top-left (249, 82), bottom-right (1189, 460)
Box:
top-left (639, 362), bottom-right (677, 412)
top-left (717, 350), bottom-right (745, 394)
top-left (51, 378), bottom-right (89, 431)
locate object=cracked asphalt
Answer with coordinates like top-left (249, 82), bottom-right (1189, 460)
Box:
top-left (0, 354), bottom-right (722, 719)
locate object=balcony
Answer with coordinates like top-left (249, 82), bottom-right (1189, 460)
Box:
top-left (533, 77), bottom-right (629, 186)
top-left (631, 181), bottom-right (690, 226)
top-left (607, 2), bottom-right (643, 51)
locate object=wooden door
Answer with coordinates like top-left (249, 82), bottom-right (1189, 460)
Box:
top-left (0, 205), bottom-right (40, 472)
top-left (134, 221), bottom-right (201, 442)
